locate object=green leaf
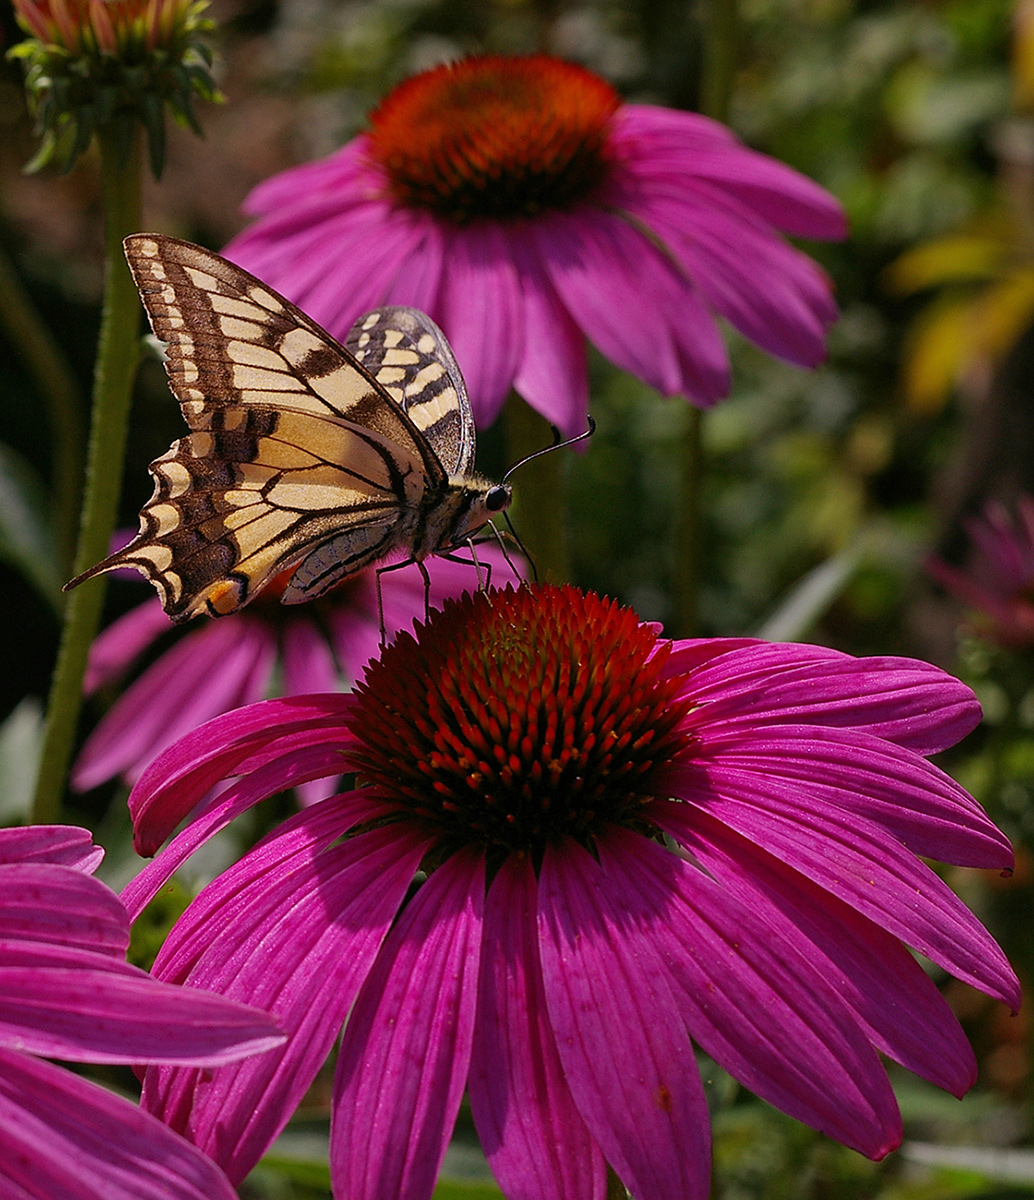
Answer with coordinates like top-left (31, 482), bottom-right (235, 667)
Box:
top-left (755, 543), bottom-right (864, 642)
top-left (0, 442), bottom-right (61, 611)
top-left (0, 699), bottom-right (43, 823)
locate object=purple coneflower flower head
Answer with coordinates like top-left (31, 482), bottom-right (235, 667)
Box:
top-left (122, 584), bottom-right (1017, 1200)
top-left (928, 494), bottom-right (1034, 649)
top-left (0, 823), bottom-right (284, 1200)
top-left (75, 548), bottom-right (516, 796)
top-left (224, 55), bottom-right (846, 437)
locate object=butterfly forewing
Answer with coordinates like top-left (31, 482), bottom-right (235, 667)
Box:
top-left (63, 235), bottom-right (506, 622)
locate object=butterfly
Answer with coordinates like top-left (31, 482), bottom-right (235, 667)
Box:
top-left (65, 234), bottom-right (512, 622)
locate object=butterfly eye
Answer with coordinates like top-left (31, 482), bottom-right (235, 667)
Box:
top-left (486, 485), bottom-right (512, 513)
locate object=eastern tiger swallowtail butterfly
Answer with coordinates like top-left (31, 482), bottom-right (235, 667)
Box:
top-left (65, 234), bottom-right (512, 622)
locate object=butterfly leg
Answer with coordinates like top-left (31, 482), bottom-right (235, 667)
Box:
top-left (374, 555), bottom-right (434, 642)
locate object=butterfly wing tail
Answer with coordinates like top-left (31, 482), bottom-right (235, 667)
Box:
top-left (63, 548), bottom-right (139, 593)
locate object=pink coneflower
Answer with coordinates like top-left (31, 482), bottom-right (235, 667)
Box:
top-left (122, 584), bottom-right (1017, 1200)
top-left (928, 494), bottom-right (1034, 648)
top-left (75, 547), bottom-right (517, 794)
top-left (224, 55), bottom-right (846, 437)
top-left (0, 823), bottom-right (284, 1200)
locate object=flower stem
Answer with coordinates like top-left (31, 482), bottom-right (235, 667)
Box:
top-left (674, 0), bottom-right (739, 637)
top-left (0, 234), bottom-right (86, 574)
top-left (504, 393), bottom-right (571, 582)
top-left (30, 127), bottom-right (142, 823)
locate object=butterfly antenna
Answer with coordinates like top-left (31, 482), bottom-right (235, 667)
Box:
top-left (499, 416), bottom-right (596, 487)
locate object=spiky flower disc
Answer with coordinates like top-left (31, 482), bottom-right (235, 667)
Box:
top-left (349, 584), bottom-right (691, 860)
top-left (367, 56), bottom-right (620, 224)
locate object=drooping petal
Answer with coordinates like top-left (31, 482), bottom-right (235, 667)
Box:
top-left (659, 774), bottom-right (1020, 1009)
top-left (669, 641), bottom-right (982, 754)
top-left (599, 830), bottom-right (901, 1158)
top-left (144, 820), bottom-right (428, 1184)
top-left (121, 770), bottom-right (386, 922)
top-left (383, 212), bottom-right (448, 314)
top-left (470, 854), bottom-right (606, 1200)
top-left (291, 203), bottom-right (429, 341)
top-left (612, 106), bottom-right (847, 240)
top-left (507, 231), bottom-right (590, 437)
top-left (83, 597), bottom-right (171, 693)
top-left (237, 138), bottom-right (371, 221)
top-left (0, 826), bottom-right (102, 873)
top-left (661, 725), bottom-right (1010, 867)
top-left (651, 803), bottom-right (979, 1096)
top-left (538, 838), bottom-right (710, 1200)
top-left (0, 942), bottom-right (283, 1065)
top-left (75, 619), bottom-right (277, 791)
top-left (0, 864), bottom-right (128, 956)
top-left (331, 849), bottom-right (485, 1200)
top-left (435, 221), bottom-right (524, 425)
top-left (532, 207), bottom-right (729, 403)
top-left (620, 189), bottom-right (836, 367)
top-left (128, 693), bottom-right (360, 856)
top-left (0, 1048), bottom-right (240, 1200)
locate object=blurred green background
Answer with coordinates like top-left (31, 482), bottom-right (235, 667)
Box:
top-left (3, 0), bottom-right (1034, 1196)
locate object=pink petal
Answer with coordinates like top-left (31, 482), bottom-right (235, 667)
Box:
top-left (0, 1048), bottom-right (239, 1200)
top-left (0, 826), bottom-right (102, 873)
top-left (670, 725), bottom-right (1011, 868)
top-left (238, 138), bottom-right (370, 217)
top-left (659, 772), bottom-right (1020, 1009)
top-left (144, 820), bottom-right (427, 1183)
top-left (74, 619), bottom-right (276, 792)
top-left (331, 849), bottom-right (485, 1200)
top-left (507, 232), bottom-right (590, 438)
top-left (280, 618), bottom-right (341, 697)
top-left (0, 942), bottom-right (283, 1065)
top-left (383, 213), bottom-right (448, 314)
top-left (292, 205), bottom-right (427, 340)
top-left (435, 222), bottom-right (524, 424)
top-left (470, 854), bottom-right (606, 1200)
top-left (652, 804), bottom-right (979, 1096)
top-left (623, 191), bottom-right (835, 367)
top-left (599, 830), bottom-right (901, 1157)
top-left (128, 693), bottom-right (359, 856)
top-left (0, 864), bottom-right (128, 956)
top-left (613, 106), bottom-right (847, 240)
top-left (122, 764), bottom-right (386, 922)
top-left (533, 208), bottom-right (729, 403)
top-left (538, 839), bottom-right (710, 1200)
top-left (670, 641), bottom-right (982, 754)
top-left (84, 598), bottom-right (171, 693)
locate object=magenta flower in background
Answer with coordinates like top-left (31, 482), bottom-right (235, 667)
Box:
top-left (75, 546), bottom-right (517, 794)
top-left (224, 55), bottom-right (846, 437)
top-left (928, 494), bottom-right (1034, 649)
top-left (121, 584), bottom-right (1017, 1200)
top-left (0, 823), bottom-right (284, 1200)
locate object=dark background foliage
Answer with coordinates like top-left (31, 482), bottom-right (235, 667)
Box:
top-left (3, 0), bottom-right (1034, 1195)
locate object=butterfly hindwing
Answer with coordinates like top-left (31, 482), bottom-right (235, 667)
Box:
top-left (345, 307), bottom-right (476, 476)
top-left (65, 235), bottom-right (486, 622)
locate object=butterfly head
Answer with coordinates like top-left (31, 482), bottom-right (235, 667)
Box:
top-left (442, 477), bottom-right (513, 550)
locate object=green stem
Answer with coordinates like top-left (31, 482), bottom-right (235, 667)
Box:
top-left (0, 234), bottom-right (86, 575)
top-left (699, 0), bottom-right (740, 125)
top-left (30, 127), bottom-right (142, 824)
top-left (503, 394), bottom-right (571, 583)
top-left (674, 0), bottom-right (740, 637)
top-left (674, 406), bottom-right (703, 636)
